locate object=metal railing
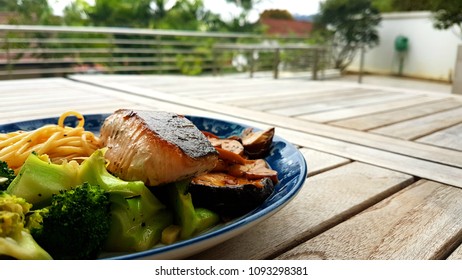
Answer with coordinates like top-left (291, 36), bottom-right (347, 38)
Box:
top-left (0, 25), bottom-right (332, 80)
top-left (212, 43), bottom-right (329, 80)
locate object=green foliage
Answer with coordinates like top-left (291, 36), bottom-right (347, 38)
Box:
top-left (27, 183), bottom-right (111, 260)
top-left (225, 0), bottom-right (261, 11)
top-left (0, 161), bottom-right (15, 191)
top-left (176, 54), bottom-right (204, 75)
top-left (314, 0), bottom-right (381, 71)
top-left (3, 0), bottom-right (60, 25)
top-left (260, 9), bottom-right (294, 20)
top-left (430, 0), bottom-right (462, 32)
top-left (372, 0), bottom-right (434, 12)
top-left (0, 192), bottom-right (52, 260)
top-left (84, 0), bottom-right (152, 27)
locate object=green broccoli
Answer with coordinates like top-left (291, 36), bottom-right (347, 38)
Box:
top-left (26, 182), bottom-right (111, 260)
top-left (0, 161), bottom-right (15, 191)
top-left (167, 180), bottom-right (219, 240)
top-left (8, 149), bottom-right (173, 254)
top-left (7, 153), bottom-right (80, 208)
top-left (79, 149), bottom-right (173, 252)
top-left (0, 192), bottom-right (52, 260)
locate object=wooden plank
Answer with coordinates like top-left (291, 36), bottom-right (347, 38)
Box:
top-left (298, 95), bottom-right (446, 123)
top-left (276, 180), bottom-right (462, 260)
top-left (299, 148), bottom-right (351, 176)
top-left (67, 77), bottom-right (462, 186)
top-left (0, 78), bottom-right (154, 124)
top-left (191, 162), bottom-right (414, 259)
top-left (277, 128), bottom-right (462, 188)
top-left (205, 86), bottom-right (358, 104)
top-left (447, 245), bottom-right (462, 260)
top-left (416, 123), bottom-right (462, 151)
top-left (224, 86), bottom-right (354, 106)
top-left (371, 107), bottom-right (462, 140)
top-left (331, 98), bottom-right (462, 131)
top-left (266, 91), bottom-right (418, 116)
top-left (245, 90), bottom-right (383, 111)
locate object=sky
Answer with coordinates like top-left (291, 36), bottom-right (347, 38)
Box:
top-left (50, 0), bottom-right (322, 21)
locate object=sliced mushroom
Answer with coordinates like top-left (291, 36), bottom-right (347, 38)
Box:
top-left (241, 127), bottom-right (275, 159)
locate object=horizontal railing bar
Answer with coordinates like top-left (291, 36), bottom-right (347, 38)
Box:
top-left (0, 56), bottom-right (214, 65)
top-left (3, 37), bottom-right (207, 47)
top-left (0, 25), bottom-right (310, 40)
top-left (5, 48), bottom-right (211, 55)
top-left (0, 64), bottom-right (215, 76)
top-left (213, 43), bottom-right (326, 50)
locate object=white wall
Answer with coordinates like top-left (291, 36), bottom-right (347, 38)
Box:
top-left (347, 12), bottom-right (461, 82)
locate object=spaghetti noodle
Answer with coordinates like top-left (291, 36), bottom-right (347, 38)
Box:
top-left (0, 111), bottom-right (103, 173)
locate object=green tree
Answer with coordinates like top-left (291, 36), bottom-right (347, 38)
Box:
top-left (372, 0), bottom-right (433, 12)
top-left (224, 0), bottom-right (264, 33)
top-left (314, 0), bottom-right (381, 71)
top-left (84, 0), bottom-right (152, 27)
top-left (260, 9), bottom-right (294, 20)
top-left (2, 0), bottom-right (60, 25)
top-left (0, 0), bottom-right (16, 12)
top-left (63, 0), bottom-right (227, 31)
top-left (430, 0), bottom-right (462, 36)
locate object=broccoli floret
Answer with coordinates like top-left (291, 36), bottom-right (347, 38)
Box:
top-left (0, 161), bottom-right (15, 191)
top-left (0, 192), bottom-right (52, 260)
top-left (7, 154), bottom-right (80, 208)
top-left (80, 149), bottom-right (173, 252)
top-left (7, 148), bottom-right (174, 255)
top-left (26, 183), bottom-right (111, 260)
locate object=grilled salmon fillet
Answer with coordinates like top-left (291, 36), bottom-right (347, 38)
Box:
top-left (100, 109), bottom-right (218, 186)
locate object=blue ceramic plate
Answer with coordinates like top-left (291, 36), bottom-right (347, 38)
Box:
top-left (0, 114), bottom-right (307, 260)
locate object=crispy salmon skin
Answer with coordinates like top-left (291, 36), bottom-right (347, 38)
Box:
top-left (100, 109), bottom-right (218, 186)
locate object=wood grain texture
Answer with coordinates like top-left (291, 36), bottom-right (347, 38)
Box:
top-left (416, 123), bottom-right (462, 151)
top-left (447, 245), bottom-right (462, 260)
top-left (276, 180), bottom-right (462, 260)
top-left (68, 76), bottom-right (462, 188)
top-left (331, 98), bottom-right (462, 131)
top-left (266, 92), bottom-right (408, 116)
top-left (299, 148), bottom-right (351, 176)
top-left (371, 107), bottom-right (462, 140)
top-left (244, 90), bottom-right (381, 111)
top-left (190, 162), bottom-right (414, 259)
top-left (299, 95), bottom-right (446, 123)
top-left (0, 78), bottom-right (153, 124)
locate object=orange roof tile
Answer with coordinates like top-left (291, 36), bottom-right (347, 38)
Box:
top-left (260, 18), bottom-right (313, 36)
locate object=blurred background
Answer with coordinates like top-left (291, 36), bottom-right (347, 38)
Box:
top-left (0, 0), bottom-right (461, 92)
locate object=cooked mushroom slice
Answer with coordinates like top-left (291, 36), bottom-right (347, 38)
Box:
top-left (208, 138), bottom-right (245, 156)
top-left (189, 173), bottom-right (275, 218)
top-left (241, 127), bottom-right (275, 159)
top-left (228, 159), bottom-right (278, 184)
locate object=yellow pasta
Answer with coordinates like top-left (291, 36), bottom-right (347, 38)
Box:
top-left (0, 111), bottom-right (103, 173)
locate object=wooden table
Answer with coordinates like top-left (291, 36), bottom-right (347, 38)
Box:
top-left (1, 74), bottom-right (461, 260)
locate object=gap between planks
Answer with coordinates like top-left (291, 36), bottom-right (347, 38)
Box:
top-left (67, 77), bottom-right (462, 186)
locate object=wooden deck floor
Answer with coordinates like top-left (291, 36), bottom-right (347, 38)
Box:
top-left (2, 74), bottom-right (461, 260)
top-left (70, 74), bottom-right (462, 188)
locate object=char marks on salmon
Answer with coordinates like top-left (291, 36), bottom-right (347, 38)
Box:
top-left (100, 109), bottom-right (218, 186)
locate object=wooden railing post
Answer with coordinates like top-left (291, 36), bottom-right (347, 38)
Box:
top-left (273, 47), bottom-right (280, 79)
top-left (312, 47), bottom-right (319, 81)
top-left (108, 35), bottom-right (115, 73)
top-left (212, 48), bottom-right (218, 76)
top-left (4, 32), bottom-right (12, 79)
top-left (249, 48), bottom-right (255, 78)
top-left (156, 35), bottom-right (162, 74)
